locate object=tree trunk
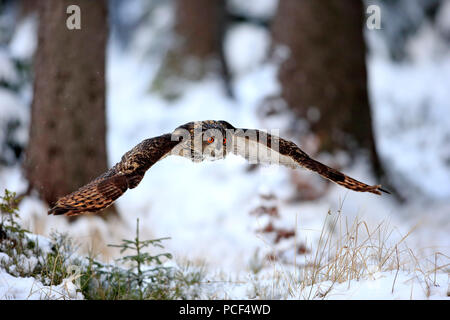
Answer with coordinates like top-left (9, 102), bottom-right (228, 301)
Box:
top-left (174, 0), bottom-right (224, 60)
top-left (19, 0), bottom-right (38, 18)
top-left (152, 0), bottom-right (232, 98)
top-left (25, 0), bottom-right (117, 216)
top-left (271, 0), bottom-right (383, 179)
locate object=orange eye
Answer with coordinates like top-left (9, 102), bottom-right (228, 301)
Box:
top-left (207, 137), bottom-right (214, 144)
top-left (223, 138), bottom-right (227, 144)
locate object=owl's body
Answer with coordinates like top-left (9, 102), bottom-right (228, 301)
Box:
top-left (49, 120), bottom-right (387, 216)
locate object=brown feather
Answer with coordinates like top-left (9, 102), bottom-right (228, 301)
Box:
top-left (48, 172), bottom-right (127, 216)
top-left (48, 134), bottom-right (179, 216)
top-left (235, 128), bottom-right (386, 195)
top-left (292, 157), bottom-right (383, 195)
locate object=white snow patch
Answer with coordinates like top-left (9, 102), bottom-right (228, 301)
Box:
top-left (299, 271), bottom-right (449, 300)
top-left (225, 23), bottom-right (270, 75)
top-left (0, 271), bottom-right (83, 300)
top-left (227, 0), bottom-right (278, 19)
top-left (9, 16), bottom-right (37, 60)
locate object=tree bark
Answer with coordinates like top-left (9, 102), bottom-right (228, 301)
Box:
top-left (18, 0), bottom-right (38, 18)
top-left (153, 0), bottom-right (232, 98)
top-left (174, 0), bottom-right (225, 60)
top-left (272, 0), bottom-right (383, 179)
top-left (25, 0), bottom-right (118, 216)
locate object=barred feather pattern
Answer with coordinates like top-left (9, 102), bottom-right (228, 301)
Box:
top-left (235, 129), bottom-right (385, 195)
top-left (295, 157), bottom-right (383, 195)
top-left (48, 134), bottom-right (179, 216)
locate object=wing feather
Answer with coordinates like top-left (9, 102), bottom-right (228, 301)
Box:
top-left (48, 170), bottom-right (128, 216)
top-left (230, 128), bottom-right (387, 195)
top-left (48, 134), bottom-right (180, 216)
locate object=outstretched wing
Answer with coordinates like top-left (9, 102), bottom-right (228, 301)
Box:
top-left (230, 129), bottom-right (388, 195)
top-left (47, 169), bottom-right (128, 216)
top-left (48, 134), bottom-right (180, 216)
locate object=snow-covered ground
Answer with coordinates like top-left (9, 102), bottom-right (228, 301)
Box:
top-left (0, 1), bottom-right (449, 299)
top-left (0, 234), bottom-right (83, 300)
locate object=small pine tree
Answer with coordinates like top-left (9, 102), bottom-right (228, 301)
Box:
top-left (107, 219), bottom-right (172, 299)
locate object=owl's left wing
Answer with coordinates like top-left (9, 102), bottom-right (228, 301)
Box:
top-left (229, 129), bottom-right (388, 195)
top-left (48, 134), bottom-right (180, 216)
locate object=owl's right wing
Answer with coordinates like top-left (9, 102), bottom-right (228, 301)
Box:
top-left (230, 128), bottom-right (388, 195)
top-left (48, 134), bottom-right (181, 216)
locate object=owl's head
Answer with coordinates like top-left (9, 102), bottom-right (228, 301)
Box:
top-left (171, 120), bottom-right (236, 162)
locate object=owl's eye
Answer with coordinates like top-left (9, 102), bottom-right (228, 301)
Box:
top-left (207, 137), bottom-right (215, 144)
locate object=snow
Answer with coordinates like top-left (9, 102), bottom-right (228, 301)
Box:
top-left (0, 51), bottom-right (19, 84)
top-left (0, 87), bottom-right (29, 164)
top-left (9, 15), bottom-right (37, 61)
top-left (299, 271), bottom-right (449, 300)
top-left (0, 271), bottom-right (83, 300)
top-left (227, 0), bottom-right (279, 20)
top-left (0, 0), bottom-right (449, 300)
top-left (368, 56), bottom-right (450, 200)
top-left (225, 24), bottom-right (270, 75)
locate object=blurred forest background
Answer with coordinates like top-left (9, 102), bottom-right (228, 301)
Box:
top-left (0, 0), bottom-right (449, 273)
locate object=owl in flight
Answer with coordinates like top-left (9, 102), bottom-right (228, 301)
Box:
top-left (49, 120), bottom-right (388, 216)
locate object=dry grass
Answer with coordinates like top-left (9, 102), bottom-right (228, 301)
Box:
top-left (249, 201), bottom-right (449, 300)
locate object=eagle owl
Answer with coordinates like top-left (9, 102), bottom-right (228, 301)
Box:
top-left (49, 120), bottom-right (388, 216)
